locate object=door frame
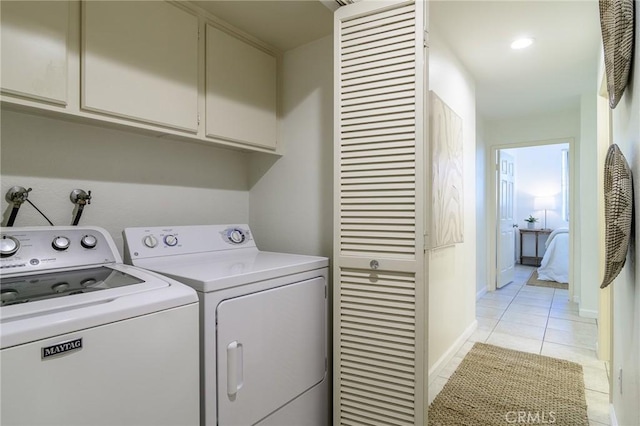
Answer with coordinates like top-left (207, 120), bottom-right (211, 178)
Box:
top-left (486, 138), bottom-right (576, 297)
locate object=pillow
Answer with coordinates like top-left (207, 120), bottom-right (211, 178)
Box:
top-left (601, 144), bottom-right (633, 288)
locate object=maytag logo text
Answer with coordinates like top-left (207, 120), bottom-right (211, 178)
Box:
top-left (42, 338), bottom-right (83, 359)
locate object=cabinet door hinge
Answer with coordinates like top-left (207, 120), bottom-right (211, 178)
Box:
top-left (197, 114), bottom-right (201, 126)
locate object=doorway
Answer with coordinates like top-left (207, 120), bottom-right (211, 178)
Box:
top-left (487, 138), bottom-right (575, 298)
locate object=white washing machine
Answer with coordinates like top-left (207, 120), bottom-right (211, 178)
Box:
top-left (0, 226), bottom-right (200, 426)
top-left (123, 224), bottom-right (329, 426)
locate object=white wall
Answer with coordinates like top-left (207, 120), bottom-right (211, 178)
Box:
top-left (485, 108), bottom-right (581, 144)
top-left (428, 26), bottom-right (477, 376)
top-left (476, 118), bottom-right (488, 298)
top-left (503, 143), bottom-right (570, 262)
top-left (578, 92), bottom-right (599, 318)
top-left (248, 35), bottom-right (333, 258)
top-left (609, 10), bottom-right (640, 425)
top-left (0, 109), bottom-right (250, 254)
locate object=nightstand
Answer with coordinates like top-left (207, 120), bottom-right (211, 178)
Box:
top-left (519, 229), bottom-right (552, 266)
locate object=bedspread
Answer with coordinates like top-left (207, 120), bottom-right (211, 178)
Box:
top-left (537, 228), bottom-right (569, 283)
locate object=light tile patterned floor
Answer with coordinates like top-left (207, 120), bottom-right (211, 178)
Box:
top-left (429, 265), bottom-right (611, 425)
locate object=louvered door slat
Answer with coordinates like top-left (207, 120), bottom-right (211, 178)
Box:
top-left (342, 76), bottom-right (415, 95)
top-left (342, 152), bottom-right (415, 163)
top-left (342, 91), bottom-right (416, 108)
top-left (342, 395), bottom-right (415, 420)
top-left (341, 68), bottom-right (415, 89)
top-left (335, 1), bottom-right (427, 425)
top-left (342, 4), bottom-right (414, 31)
top-left (342, 52), bottom-right (416, 74)
top-left (341, 32), bottom-right (414, 57)
top-left (342, 49), bottom-right (415, 72)
top-left (342, 40), bottom-right (414, 62)
top-left (342, 109), bottom-right (414, 125)
top-left (342, 113), bottom-right (415, 128)
top-left (341, 16), bottom-right (415, 43)
top-left (341, 24), bottom-right (415, 49)
top-left (341, 142), bottom-right (415, 154)
top-left (342, 3), bottom-right (414, 27)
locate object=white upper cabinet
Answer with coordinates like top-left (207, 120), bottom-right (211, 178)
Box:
top-left (82, 1), bottom-right (199, 132)
top-left (205, 24), bottom-right (278, 149)
top-left (0, 1), bottom-right (68, 105)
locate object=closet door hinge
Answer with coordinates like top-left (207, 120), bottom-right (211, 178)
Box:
top-left (424, 30), bottom-right (429, 48)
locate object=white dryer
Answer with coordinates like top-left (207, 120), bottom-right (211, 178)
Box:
top-left (123, 225), bottom-right (329, 426)
top-left (0, 226), bottom-right (200, 426)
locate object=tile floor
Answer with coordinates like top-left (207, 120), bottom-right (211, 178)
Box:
top-left (429, 265), bottom-right (611, 426)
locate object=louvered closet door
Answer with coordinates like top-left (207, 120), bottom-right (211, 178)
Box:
top-left (334, 1), bottom-right (428, 425)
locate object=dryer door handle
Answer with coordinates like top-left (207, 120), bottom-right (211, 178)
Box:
top-left (226, 341), bottom-right (244, 399)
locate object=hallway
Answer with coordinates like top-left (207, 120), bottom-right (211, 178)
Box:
top-left (429, 265), bottom-right (610, 425)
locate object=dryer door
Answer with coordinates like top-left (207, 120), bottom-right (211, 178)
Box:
top-left (216, 277), bottom-right (327, 426)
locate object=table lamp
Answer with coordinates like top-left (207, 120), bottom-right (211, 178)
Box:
top-left (534, 196), bottom-right (556, 229)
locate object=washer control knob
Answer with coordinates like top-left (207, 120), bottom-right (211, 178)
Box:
top-left (81, 234), bottom-right (98, 249)
top-left (164, 235), bottom-right (178, 247)
top-left (1, 289), bottom-right (19, 304)
top-left (52, 236), bottom-right (71, 251)
top-left (52, 282), bottom-right (69, 293)
top-left (143, 235), bottom-right (158, 248)
top-left (81, 278), bottom-right (97, 287)
top-left (0, 236), bottom-right (20, 257)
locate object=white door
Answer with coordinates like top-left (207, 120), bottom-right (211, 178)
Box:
top-left (216, 278), bottom-right (327, 426)
top-left (497, 150), bottom-right (516, 288)
top-left (334, 1), bottom-right (428, 424)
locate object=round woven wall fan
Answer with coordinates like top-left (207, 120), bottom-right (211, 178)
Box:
top-left (599, 0), bottom-right (635, 108)
top-left (601, 144), bottom-right (633, 289)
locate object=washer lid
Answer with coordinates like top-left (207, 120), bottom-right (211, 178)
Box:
top-left (131, 248), bottom-right (329, 292)
top-left (1, 266), bottom-right (146, 307)
top-left (0, 264), bottom-right (197, 349)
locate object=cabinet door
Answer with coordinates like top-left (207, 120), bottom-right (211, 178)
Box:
top-left (0, 1), bottom-right (68, 105)
top-left (82, 1), bottom-right (198, 132)
top-left (206, 25), bottom-right (277, 149)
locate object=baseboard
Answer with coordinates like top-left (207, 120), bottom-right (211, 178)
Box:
top-left (428, 320), bottom-right (478, 385)
top-left (610, 404), bottom-right (618, 426)
top-left (579, 308), bottom-right (598, 319)
top-left (476, 286), bottom-right (488, 300)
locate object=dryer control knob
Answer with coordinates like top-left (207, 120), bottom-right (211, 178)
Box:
top-left (0, 236), bottom-right (20, 257)
top-left (228, 229), bottom-right (246, 244)
top-left (164, 235), bottom-right (178, 247)
top-left (81, 235), bottom-right (98, 249)
top-left (143, 235), bottom-right (158, 248)
top-left (52, 236), bottom-right (71, 251)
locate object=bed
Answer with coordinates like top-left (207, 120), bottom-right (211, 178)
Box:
top-left (537, 227), bottom-right (569, 283)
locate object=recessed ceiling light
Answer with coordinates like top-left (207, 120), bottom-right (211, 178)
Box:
top-left (511, 37), bottom-right (534, 50)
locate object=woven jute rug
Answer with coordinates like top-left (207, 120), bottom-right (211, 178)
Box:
top-left (526, 270), bottom-right (568, 290)
top-left (428, 343), bottom-right (588, 426)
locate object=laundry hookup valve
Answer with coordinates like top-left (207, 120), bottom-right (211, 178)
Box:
top-left (70, 189), bottom-right (92, 226)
